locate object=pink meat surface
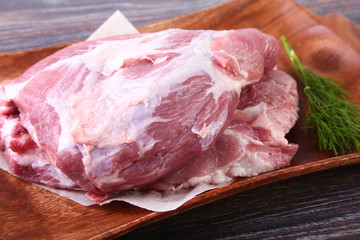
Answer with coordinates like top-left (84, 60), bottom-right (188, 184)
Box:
top-left (0, 99), bottom-right (77, 189)
top-left (150, 69), bottom-right (299, 190)
top-left (0, 28), bottom-right (295, 202)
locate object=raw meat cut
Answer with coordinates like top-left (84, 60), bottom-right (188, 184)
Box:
top-left (150, 69), bottom-right (298, 190)
top-left (0, 28), bottom-right (297, 202)
top-left (0, 111), bottom-right (77, 189)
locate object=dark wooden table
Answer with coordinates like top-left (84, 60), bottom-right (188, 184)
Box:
top-left (0, 0), bottom-right (359, 239)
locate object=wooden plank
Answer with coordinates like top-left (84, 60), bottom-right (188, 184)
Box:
top-left (0, 0), bottom-right (228, 53)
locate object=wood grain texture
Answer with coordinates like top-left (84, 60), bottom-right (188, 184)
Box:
top-left (0, 0), bottom-right (359, 53)
top-left (121, 164), bottom-right (360, 240)
top-left (0, 0), bottom-right (359, 239)
top-left (0, 0), bottom-right (229, 53)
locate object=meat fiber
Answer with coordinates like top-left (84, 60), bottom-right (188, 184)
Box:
top-left (0, 28), bottom-right (297, 202)
top-left (150, 69), bottom-right (298, 190)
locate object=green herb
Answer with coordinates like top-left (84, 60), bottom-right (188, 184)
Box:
top-left (281, 36), bottom-right (360, 155)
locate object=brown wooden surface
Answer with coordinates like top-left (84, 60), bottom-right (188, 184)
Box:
top-left (0, 0), bottom-right (360, 239)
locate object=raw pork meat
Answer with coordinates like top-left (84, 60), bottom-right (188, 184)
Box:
top-left (150, 69), bottom-right (298, 190)
top-left (0, 28), bottom-right (297, 202)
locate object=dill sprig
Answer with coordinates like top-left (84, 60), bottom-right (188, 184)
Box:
top-left (281, 36), bottom-right (360, 155)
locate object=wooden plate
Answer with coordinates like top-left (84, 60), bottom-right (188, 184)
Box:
top-left (0, 0), bottom-right (359, 239)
